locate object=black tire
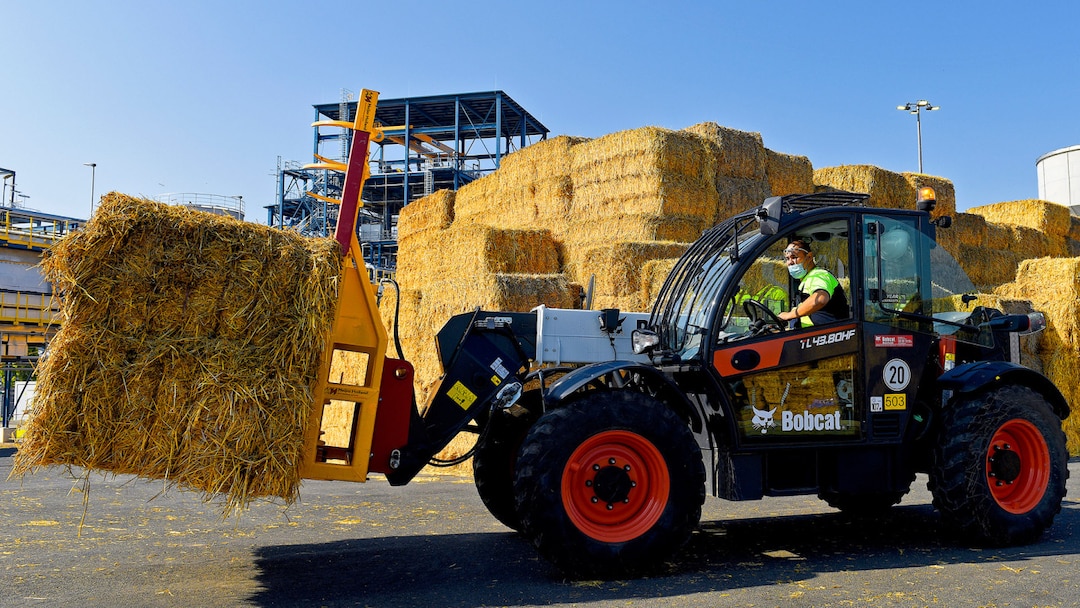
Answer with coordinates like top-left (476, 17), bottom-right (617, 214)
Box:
top-left (929, 385), bottom-right (1068, 546)
top-left (472, 392), bottom-right (540, 531)
top-left (514, 391), bottom-right (705, 578)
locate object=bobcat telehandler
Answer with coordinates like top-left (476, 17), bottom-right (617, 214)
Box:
top-left (306, 90), bottom-right (1070, 578)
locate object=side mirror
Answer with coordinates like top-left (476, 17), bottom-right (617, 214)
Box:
top-left (756, 197), bottom-right (782, 236)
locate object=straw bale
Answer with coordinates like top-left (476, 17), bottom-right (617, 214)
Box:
top-left (681, 122), bottom-right (767, 180)
top-left (397, 189), bottom-right (455, 240)
top-left (1005, 225), bottom-right (1068, 259)
top-left (1068, 238), bottom-right (1080, 258)
top-left (902, 173), bottom-right (957, 218)
top-left (570, 242), bottom-right (689, 300)
top-left (638, 259), bottom-right (680, 311)
top-left (941, 213), bottom-right (987, 249)
top-left (13, 193), bottom-right (342, 513)
top-left (813, 165), bottom-right (915, 210)
top-left (574, 212), bottom-right (707, 246)
top-left (571, 173), bottom-right (719, 223)
top-left (765, 149), bottom-right (814, 197)
top-left (451, 172), bottom-right (501, 224)
top-left (955, 244), bottom-right (1020, 289)
top-left (715, 177), bottom-right (773, 222)
top-left (571, 126), bottom-right (713, 183)
top-left (1045, 347), bottom-right (1080, 453)
top-left (996, 256), bottom-right (1080, 346)
top-left (985, 222), bottom-right (1010, 250)
top-left (397, 224), bottom-right (561, 289)
top-left (591, 294), bottom-right (649, 313)
top-left (498, 135), bottom-right (589, 184)
top-left (968, 199), bottom-right (1073, 237)
top-left (1070, 215), bottom-right (1080, 242)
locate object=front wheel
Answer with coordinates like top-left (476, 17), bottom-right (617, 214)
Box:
top-left (514, 391), bottom-right (705, 578)
top-left (929, 385), bottom-right (1068, 546)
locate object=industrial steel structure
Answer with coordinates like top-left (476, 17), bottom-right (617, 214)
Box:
top-left (267, 90), bottom-right (549, 273)
top-left (0, 205), bottom-right (80, 433)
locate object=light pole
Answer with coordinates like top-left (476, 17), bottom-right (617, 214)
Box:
top-left (896, 100), bottom-right (939, 173)
top-left (83, 162), bottom-right (97, 214)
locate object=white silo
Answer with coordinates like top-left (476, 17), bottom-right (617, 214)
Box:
top-left (1036, 145), bottom-right (1080, 210)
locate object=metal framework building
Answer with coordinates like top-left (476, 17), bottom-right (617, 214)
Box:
top-left (267, 91), bottom-right (549, 273)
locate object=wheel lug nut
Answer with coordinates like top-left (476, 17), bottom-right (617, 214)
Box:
top-left (623, 498), bottom-right (630, 503)
top-left (624, 465), bottom-right (631, 471)
top-left (585, 480), bottom-right (592, 487)
top-left (630, 481), bottom-right (637, 487)
top-left (591, 497), bottom-right (599, 503)
top-left (593, 464), bottom-right (600, 471)
top-left (606, 503), bottom-right (614, 510)
top-left (609, 458), bottom-right (617, 465)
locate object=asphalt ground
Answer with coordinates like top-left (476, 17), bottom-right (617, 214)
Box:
top-left (3, 444), bottom-right (1080, 608)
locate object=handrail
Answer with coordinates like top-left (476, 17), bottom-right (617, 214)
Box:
top-left (0, 209), bottom-right (82, 250)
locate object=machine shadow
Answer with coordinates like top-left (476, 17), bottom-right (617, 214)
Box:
top-left (248, 500), bottom-right (1080, 607)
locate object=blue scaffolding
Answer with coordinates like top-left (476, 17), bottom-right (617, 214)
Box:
top-left (268, 91), bottom-right (549, 273)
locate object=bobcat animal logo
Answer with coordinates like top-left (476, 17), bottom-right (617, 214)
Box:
top-left (751, 406), bottom-right (777, 434)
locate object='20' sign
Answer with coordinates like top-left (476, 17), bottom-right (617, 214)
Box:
top-left (883, 358), bottom-right (911, 391)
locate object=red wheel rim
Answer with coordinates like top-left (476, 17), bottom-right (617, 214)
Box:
top-left (561, 430), bottom-right (669, 543)
top-left (986, 418), bottom-right (1050, 514)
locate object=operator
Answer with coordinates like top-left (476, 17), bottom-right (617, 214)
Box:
top-left (777, 239), bottom-right (848, 328)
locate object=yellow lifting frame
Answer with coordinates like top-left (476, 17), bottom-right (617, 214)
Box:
top-left (300, 89), bottom-right (390, 483)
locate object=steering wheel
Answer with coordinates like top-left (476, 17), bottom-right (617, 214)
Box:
top-left (742, 298), bottom-right (786, 336)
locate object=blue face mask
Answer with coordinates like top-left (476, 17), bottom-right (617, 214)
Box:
top-left (788, 263), bottom-right (808, 279)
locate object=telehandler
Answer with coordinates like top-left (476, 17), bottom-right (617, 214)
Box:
top-left (304, 90), bottom-right (1069, 578)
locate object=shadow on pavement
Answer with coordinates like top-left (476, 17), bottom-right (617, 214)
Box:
top-left (249, 500), bottom-right (1080, 607)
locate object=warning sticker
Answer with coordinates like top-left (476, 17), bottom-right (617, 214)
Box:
top-left (447, 381), bottom-right (477, 410)
top-left (875, 335), bottom-right (914, 348)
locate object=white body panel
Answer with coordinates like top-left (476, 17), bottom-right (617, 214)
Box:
top-left (533, 305), bottom-right (652, 365)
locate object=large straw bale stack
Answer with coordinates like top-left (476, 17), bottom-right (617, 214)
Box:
top-left (12, 193), bottom-right (342, 512)
top-left (968, 199), bottom-right (1073, 237)
top-left (1006, 225), bottom-right (1068, 259)
top-left (956, 245), bottom-right (1020, 290)
top-left (765, 149), bottom-right (814, 196)
top-left (641, 258), bottom-right (680, 310)
top-left (499, 135), bottom-right (589, 183)
top-left (570, 242), bottom-right (689, 305)
top-left (397, 224), bottom-right (561, 288)
top-left (715, 177), bottom-right (773, 222)
top-left (450, 172), bottom-right (502, 225)
top-left (570, 127), bottom-right (719, 226)
top-left (397, 188), bottom-right (454, 239)
top-left (902, 173), bottom-right (957, 217)
top-left (996, 257), bottom-right (1080, 346)
top-left (1069, 215), bottom-right (1080, 242)
top-left (813, 165), bottom-right (915, 210)
top-left (936, 212), bottom-right (986, 259)
top-left (573, 126), bottom-right (713, 182)
top-left (995, 257), bottom-right (1080, 452)
top-left (566, 213), bottom-right (708, 249)
top-left (681, 122), bottom-right (767, 181)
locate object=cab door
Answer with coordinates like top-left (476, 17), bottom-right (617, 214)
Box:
top-left (710, 218), bottom-right (863, 445)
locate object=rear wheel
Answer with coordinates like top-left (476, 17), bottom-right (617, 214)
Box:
top-left (472, 392), bottom-right (540, 531)
top-left (514, 391), bottom-right (705, 578)
top-left (929, 385), bottom-right (1068, 545)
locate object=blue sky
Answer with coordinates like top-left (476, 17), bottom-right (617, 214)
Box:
top-left (2, 1), bottom-right (1078, 221)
